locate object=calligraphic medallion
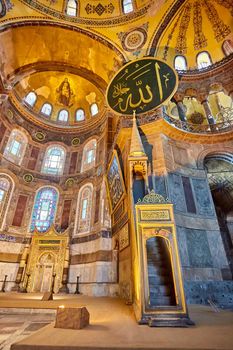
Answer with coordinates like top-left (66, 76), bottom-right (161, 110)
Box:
top-left (106, 57), bottom-right (178, 115)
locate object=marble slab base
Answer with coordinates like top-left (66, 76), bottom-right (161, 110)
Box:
top-left (55, 306), bottom-right (89, 330)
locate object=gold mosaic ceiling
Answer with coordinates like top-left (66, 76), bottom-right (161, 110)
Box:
top-left (156, 0), bottom-right (233, 68)
top-left (0, 0), bottom-right (232, 129)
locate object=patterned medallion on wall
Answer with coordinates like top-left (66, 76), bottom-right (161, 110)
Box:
top-left (117, 23), bottom-right (148, 52)
top-left (71, 137), bottom-right (80, 146)
top-left (85, 3), bottom-right (114, 16)
top-left (65, 178), bottom-right (75, 188)
top-left (34, 131), bottom-right (46, 142)
top-left (23, 173), bottom-right (34, 183)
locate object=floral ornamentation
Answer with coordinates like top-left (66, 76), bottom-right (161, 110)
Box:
top-left (137, 190), bottom-right (169, 204)
top-left (175, 3), bottom-right (192, 54)
top-left (193, 1), bottom-right (207, 50)
top-left (203, 0), bottom-right (231, 42)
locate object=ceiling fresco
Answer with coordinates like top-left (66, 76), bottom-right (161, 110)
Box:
top-left (0, 0), bottom-right (232, 132)
top-left (13, 71), bottom-right (104, 125)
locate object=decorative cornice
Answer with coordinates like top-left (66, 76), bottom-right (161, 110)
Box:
top-left (18, 0), bottom-right (150, 27)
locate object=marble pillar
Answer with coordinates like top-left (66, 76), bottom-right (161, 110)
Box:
top-left (201, 100), bottom-right (216, 125)
top-left (176, 101), bottom-right (187, 122)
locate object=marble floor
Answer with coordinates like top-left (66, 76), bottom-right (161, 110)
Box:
top-left (0, 313), bottom-right (55, 350)
top-left (0, 293), bottom-right (232, 350)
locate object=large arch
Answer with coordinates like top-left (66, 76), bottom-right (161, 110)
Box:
top-left (204, 153), bottom-right (233, 279)
top-left (0, 21), bottom-right (126, 87)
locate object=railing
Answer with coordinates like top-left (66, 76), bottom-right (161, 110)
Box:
top-left (176, 54), bottom-right (233, 76)
top-left (163, 107), bottom-right (233, 134)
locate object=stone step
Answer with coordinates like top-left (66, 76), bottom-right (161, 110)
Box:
top-left (147, 261), bottom-right (165, 271)
top-left (148, 275), bottom-right (170, 284)
top-left (147, 256), bottom-right (166, 262)
top-left (147, 248), bottom-right (164, 254)
top-left (149, 285), bottom-right (172, 296)
top-left (148, 266), bottom-right (169, 275)
top-left (149, 295), bottom-right (175, 306)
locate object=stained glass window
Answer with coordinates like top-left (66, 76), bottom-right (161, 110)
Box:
top-left (81, 139), bottom-right (97, 172)
top-left (24, 92), bottom-right (37, 107)
top-left (90, 103), bottom-right (98, 116)
top-left (174, 56), bottom-right (187, 71)
top-left (197, 52), bottom-right (212, 69)
top-left (41, 103), bottom-right (52, 116)
top-left (76, 109), bottom-right (85, 121)
top-left (58, 109), bottom-right (69, 122)
top-left (3, 129), bottom-right (28, 165)
top-left (42, 146), bottom-right (66, 175)
top-left (122, 0), bottom-right (133, 14)
top-left (66, 0), bottom-right (77, 16)
top-left (30, 187), bottom-right (58, 232)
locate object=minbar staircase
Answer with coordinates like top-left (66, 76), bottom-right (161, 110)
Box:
top-left (147, 237), bottom-right (176, 307)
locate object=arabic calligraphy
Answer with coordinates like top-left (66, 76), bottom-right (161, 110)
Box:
top-left (107, 58), bottom-right (178, 115)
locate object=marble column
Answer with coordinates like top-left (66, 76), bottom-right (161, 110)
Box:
top-left (12, 244), bottom-right (29, 292)
top-left (201, 100), bottom-right (216, 125)
top-left (176, 100), bottom-right (187, 122)
top-left (59, 244), bottom-right (69, 293)
top-left (215, 94), bottom-right (222, 112)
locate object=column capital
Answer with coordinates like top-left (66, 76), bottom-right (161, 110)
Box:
top-left (198, 93), bottom-right (209, 104)
top-left (172, 93), bottom-right (185, 103)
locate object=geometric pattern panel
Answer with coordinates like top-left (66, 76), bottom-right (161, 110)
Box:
top-left (186, 228), bottom-right (213, 268)
top-left (192, 178), bottom-right (214, 216)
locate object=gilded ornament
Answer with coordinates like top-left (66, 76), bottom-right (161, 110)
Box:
top-left (137, 190), bottom-right (169, 204)
top-left (35, 131), bottom-right (46, 142)
top-left (118, 24), bottom-right (148, 52)
top-left (6, 109), bottom-right (13, 119)
top-left (65, 178), bottom-right (75, 187)
top-left (71, 137), bottom-right (80, 146)
top-left (23, 173), bottom-right (34, 183)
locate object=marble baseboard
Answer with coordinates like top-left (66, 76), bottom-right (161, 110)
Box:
top-left (67, 282), bottom-right (119, 296)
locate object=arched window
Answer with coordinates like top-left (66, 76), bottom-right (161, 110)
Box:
top-left (66, 0), bottom-right (78, 16)
top-left (30, 187), bottom-right (58, 232)
top-left (174, 55), bottom-right (187, 71)
top-left (222, 40), bottom-right (233, 56)
top-left (75, 184), bottom-right (93, 234)
top-left (90, 103), bottom-right (98, 116)
top-left (42, 146), bottom-right (66, 175)
top-left (3, 129), bottom-right (28, 165)
top-left (81, 139), bottom-right (97, 172)
top-left (41, 103), bottom-right (52, 116)
top-left (0, 174), bottom-right (14, 230)
top-left (76, 109), bottom-right (85, 121)
top-left (58, 109), bottom-right (69, 122)
top-left (122, 0), bottom-right (133, 14)
top-left (24, 92), bottom-right (37, 107)
top-left (197, 51), bottom-right (212, 69)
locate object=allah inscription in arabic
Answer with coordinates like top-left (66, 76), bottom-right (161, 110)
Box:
top-left (107, 58), bottom-right (178, 115)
